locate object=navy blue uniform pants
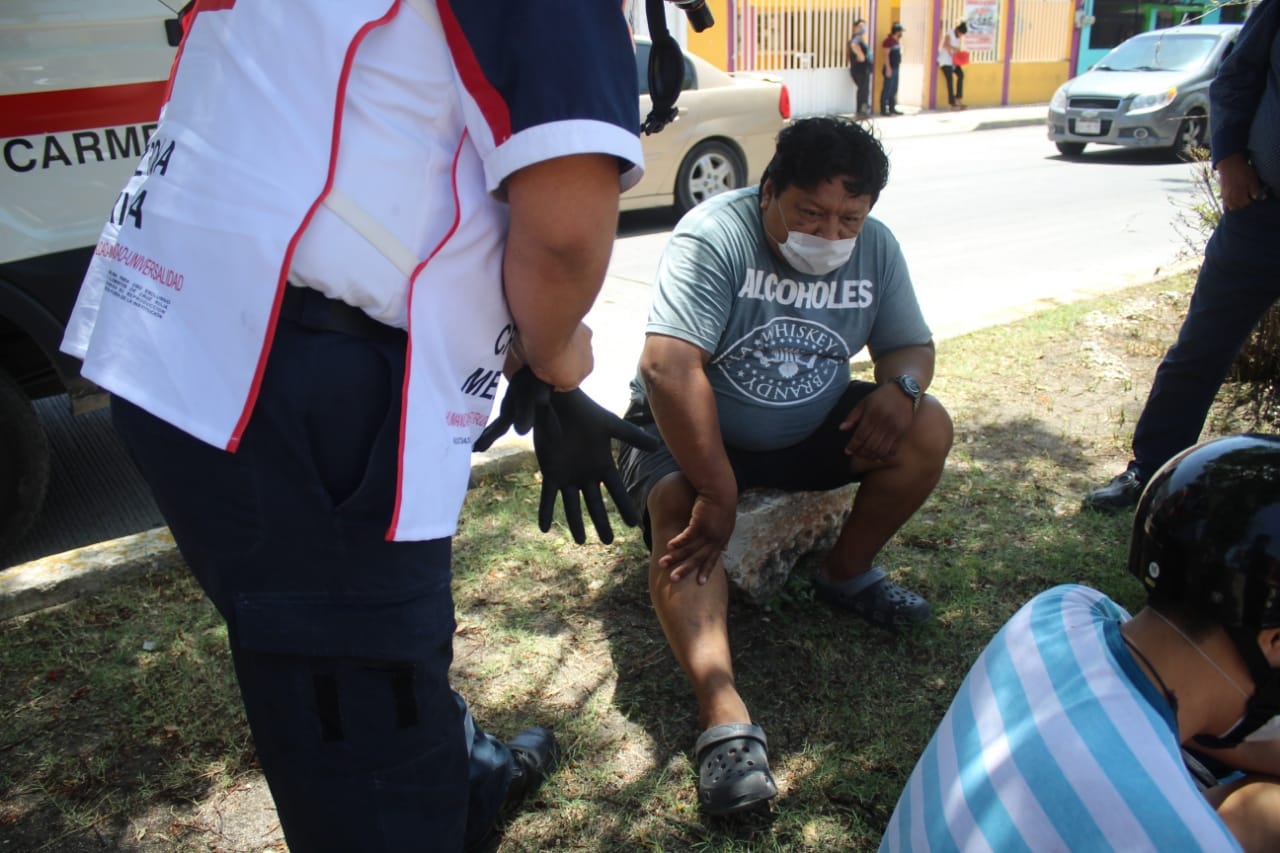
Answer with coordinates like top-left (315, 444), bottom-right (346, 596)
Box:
top-left (1131, 196), bottom-right (1280, 477)
top-left (112, 306), bottom-right (511, 852)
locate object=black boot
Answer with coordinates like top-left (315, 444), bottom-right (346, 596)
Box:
top-left (465, 727), bottom-right (561, 853)
top-left (1082, 463), bottom-right (1145, 513)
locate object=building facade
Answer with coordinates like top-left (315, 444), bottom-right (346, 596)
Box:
top-left (679, 0), bottom-right (1250, 113)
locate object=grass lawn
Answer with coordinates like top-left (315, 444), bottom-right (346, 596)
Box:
top-left (2, 269), bottom-right (1274, 852)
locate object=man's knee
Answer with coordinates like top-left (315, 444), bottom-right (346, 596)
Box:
top-left (908, 396), bottom-right (954, 467)
top-left (646, 471), bottom-right (698, 534)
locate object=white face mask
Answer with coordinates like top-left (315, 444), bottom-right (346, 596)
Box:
top-left (773, 207), bottom-right (858, 275)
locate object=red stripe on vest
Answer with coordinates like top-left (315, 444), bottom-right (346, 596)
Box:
top-left (0, 83), bottom-right (166, 138)
top-left (436, 0), bottom-right (513, 145)
top-left (387, 131), bottom-right (469, 539)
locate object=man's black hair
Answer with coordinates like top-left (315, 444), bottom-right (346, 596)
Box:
top-left (760, 115), bottom-right (890, 205)
top-left (956, 21), bottom-right (969, 34)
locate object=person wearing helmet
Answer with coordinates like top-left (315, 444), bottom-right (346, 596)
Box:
top-left (880, 434), bottom-right (1280, 851)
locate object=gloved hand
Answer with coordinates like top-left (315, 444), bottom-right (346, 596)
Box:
top-left (473, 367), bottom-right (550, 452)
top-left (533, 388), bottom-right (660, 545)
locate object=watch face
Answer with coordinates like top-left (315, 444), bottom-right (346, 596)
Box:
top-left (899, 375), bottom-right (921, 397)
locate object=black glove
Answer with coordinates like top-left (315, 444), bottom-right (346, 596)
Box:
top-left (472, 367), bottom-right (550, 452)
top-left (533, 387), bottom-right (660, 545)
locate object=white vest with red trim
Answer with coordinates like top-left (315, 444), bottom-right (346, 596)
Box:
top-left (61, 0), bottom-right (513, 540)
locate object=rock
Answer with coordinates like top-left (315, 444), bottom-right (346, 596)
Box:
top-left (721, 484), bottom-right (855, 605)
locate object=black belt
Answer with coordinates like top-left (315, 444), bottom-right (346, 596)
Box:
top-left (279, 286), bottom-right (405, 344)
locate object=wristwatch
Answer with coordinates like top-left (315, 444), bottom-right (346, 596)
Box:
top-left (887, 373), bottom-right (922, 412)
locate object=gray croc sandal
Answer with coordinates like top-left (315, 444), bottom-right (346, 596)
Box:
top-left (813, 566), bottom-right (931, 628)
top-left (695, 723), bottom-right (778, 816)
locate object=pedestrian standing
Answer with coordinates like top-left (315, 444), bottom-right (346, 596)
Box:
top-left (58, 1), bottom-right (653, 851)
top-left (848, 18), bottom-right (873, 118)
top-left (880, 22), bottom-right (905, 116)
top-left (938, 20), bottom-right (968, 110)
top-left (1083, 0), bottom-right (1280, 513)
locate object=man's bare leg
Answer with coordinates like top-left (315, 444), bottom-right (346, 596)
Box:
top-left (822, 397), bottom-right (953, 583)
top-left (647, 472), bottom-right (750, 730)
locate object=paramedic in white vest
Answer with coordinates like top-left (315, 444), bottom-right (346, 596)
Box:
top-left (60, 1), bottom-right (643, 850)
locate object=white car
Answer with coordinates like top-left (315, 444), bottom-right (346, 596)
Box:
top-left (626, 37), bottom-right (791, 214)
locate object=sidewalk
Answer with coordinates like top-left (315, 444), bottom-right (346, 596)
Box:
top-left (0, 104), bottom-right (1048, 622)
top-left (861, 102), bottom-right (1046, 139)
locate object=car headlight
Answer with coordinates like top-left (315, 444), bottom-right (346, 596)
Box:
top-left (1049, 85), bottom-right (1068, 112)
top-left (1127, 87), bottom-right (1177, 115)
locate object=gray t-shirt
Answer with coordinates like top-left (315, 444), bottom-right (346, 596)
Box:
top-left (634, 186), bottom-right (931, 451)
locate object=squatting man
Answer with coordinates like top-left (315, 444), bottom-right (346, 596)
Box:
top-left (617, 115), bottom-right (954, 815)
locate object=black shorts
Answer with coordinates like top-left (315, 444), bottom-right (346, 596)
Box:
top-left (617, 380), bottom-right (877, 549)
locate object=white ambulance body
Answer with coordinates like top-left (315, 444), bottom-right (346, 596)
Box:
top-left (0, 0), bottom-right (181, 550)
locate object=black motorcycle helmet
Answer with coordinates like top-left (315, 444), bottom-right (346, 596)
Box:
top-left (1128, 433), bottom-right (1280, 745)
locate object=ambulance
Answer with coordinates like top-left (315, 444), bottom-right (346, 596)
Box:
top-left (0, 0), bottom-right (183, 550)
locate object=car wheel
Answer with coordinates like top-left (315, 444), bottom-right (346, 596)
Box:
top-left (1055, 142), bottom-right (1087, 157)
top-left (0, 368), bottom-right (50, 554)
top-left (675, 141), bottom-right (745, 215)
top-left (1173, 110), bottom-right (1208, 162)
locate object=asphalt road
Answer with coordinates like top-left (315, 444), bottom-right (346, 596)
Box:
top-left (4, 119), bottom-right (1204, 569)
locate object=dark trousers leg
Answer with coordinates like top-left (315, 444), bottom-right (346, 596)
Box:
top-left (1131, 199), bottom-right (1280, 476)
top-left (110, 316), bottom-right (512, 853)
top-left (941, 66), bottom-right (957, 105)
top-left (852, 66), bottom-right (871, 112)
top-left (881, 72), bottom-right (899, 111)
top-left (954, 66), bottom-right (964, 100)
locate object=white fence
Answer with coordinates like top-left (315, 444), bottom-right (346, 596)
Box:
top-left (730, 1), bottom-right (868, 115)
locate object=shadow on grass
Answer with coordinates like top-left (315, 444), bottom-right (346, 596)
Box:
top-left (11, 273), bottom-right (1255, 850)
top-left (0, 562), bottom-right (256, 853)
top-left (0, 421), bottom-right (1139, 853)
top-left (570, 415), bottom-right (1138, 850)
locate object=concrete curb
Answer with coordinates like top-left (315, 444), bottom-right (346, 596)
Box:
top-left (972, 116), bottom-right (1044, 133)
top-left (853, 104), bottom-right (1046, 140)
top-left (0, 526), bottom-right (183, 622)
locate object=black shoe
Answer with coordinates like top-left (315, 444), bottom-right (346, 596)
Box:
top-left (466, 728), bottom-right (561, 853)
top-left (890, 109), bottom-right (904, 115)
top-left (1082, 467), bottom-right (1145, 513)
top-left (503, 727), bottom-right (560, 811)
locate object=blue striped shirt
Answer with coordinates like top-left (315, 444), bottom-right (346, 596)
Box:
top-left (880, 584), bottom-right (1242, 852)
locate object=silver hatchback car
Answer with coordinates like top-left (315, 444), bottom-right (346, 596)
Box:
top-left (1047, 24), bottom-right (1241, 159)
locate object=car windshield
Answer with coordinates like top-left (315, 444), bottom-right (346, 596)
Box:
top-left (1093, 33), bottom-right (1221, 72)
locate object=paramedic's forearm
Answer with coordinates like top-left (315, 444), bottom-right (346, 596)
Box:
top-left (504, 154), bottom-right (620, 390)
